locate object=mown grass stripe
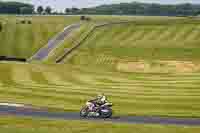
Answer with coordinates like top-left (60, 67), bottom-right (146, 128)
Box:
top-left (30, 69), bottom-right (49, 84)
top-left (186, 27), bottom-right (200, 41)
top-left (157, 26), bottom-right (172, 40)
top-left (5, 80), bottom-right (200, 96)
top-left (43, 71), bottom-right (70, 85)
top-left (3, 80), bottom-right (200, 97)
top-left (11, 65), bottom-right (36, 84)
top-left (172, 25), bottom-right (190, 41)
top-left (151, 26), bottom-right (166, 40)
top-left (1, 85), bottom-right (200, 108)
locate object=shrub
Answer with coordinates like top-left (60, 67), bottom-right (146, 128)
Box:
top-left (80, 16), bottom-right (86, 20)
top-left (85, 17), bottom-right (91, 21)
top-left (20, 20), bottom-right (26, 24)
top-left (80, 16), bottom-right (91, 21)
top-left (27, 20), bottom-right (32, 24)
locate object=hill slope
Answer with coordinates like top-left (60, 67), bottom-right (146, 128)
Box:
top-left (0, 62), bottom-right (200, 117)
top-left (0, 16), bottom-right (79, 58)
top-left (1, 16), bottom-right (200, 118)
top-left (65, 18), bottom-right (200, 73)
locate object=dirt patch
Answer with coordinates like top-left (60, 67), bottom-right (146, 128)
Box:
top-left (117, 61), bottom-right (150, 72)
top-left (117, 60), bottom-right (200, 73)
top-left (161, 61), bottom-right (200, 73)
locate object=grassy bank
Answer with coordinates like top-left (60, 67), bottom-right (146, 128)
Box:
top-left (0, 15), bottom-right (79, 58)
top-left (66, 18), bottom-right (200, 66)
top-left (0, 116), bottom-right (200, 133)
top-left (45, 22), bottom-right (96, 62)
top-left (1, 16), bottom-right (200, 131)
top-left (0, 62), bottom-right (200, 117)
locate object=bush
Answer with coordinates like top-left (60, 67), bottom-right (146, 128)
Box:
top-left (20, 20), bottom-right (26, 24)
top-left (80, 16), bottom-right (91, 21)
top-left (80, 16), bottom-right (86, 20)
top-left (17, 20), bottom-right (32, 24)
top-left (85, 17), bottom-right (91, 21)
top-left (27, 20), bottom-right (32, 24)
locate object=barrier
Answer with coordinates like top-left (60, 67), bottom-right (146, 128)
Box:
top-left (0, 56), bottom-right (26, 62)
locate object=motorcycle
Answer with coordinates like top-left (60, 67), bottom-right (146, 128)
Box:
top-left (80, 101), bottom-right (113, 118)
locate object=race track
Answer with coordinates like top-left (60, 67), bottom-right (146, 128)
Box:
top-left (0, 104), bottom-right (200, 126)
top-left (29, 23), bottom-right (81, 61)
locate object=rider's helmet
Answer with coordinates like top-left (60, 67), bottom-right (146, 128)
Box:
top-left (97, 93), bottom-right (107, 103)
top-left (97, 93), bottom-right (104, 99)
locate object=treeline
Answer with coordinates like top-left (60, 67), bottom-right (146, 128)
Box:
top-left (1, 1), bottom-right (200, 16)
top-left (67, 2), bottom-right (200, 16)
top-left (0, 1), bottom-right (53, 14)
top-left (0, 1), bottom-right (34, 14)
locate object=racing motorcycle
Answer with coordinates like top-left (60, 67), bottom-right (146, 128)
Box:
top-left (80, 101), bottom-right (113, 118)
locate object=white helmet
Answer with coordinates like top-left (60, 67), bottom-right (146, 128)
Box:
top-left (97, 93), bottom-right (106, 102)
top-left (97, 93), bottom-right (104, 99)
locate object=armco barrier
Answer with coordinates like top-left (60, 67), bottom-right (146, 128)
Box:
top-left (56, 21), bottom-right (134, 63)
top-left (0, 56), bottom-right (26, 62)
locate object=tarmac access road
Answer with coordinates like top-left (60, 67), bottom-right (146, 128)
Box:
top-left (0, 104), bottom-right (200, 126)
top-left (29, 23), bottom-right (81, 61)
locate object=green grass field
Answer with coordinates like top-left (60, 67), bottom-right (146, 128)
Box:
top-left (0, 16), bottom-right (200, 117)
top-left (0, 116), bottom-right (200, 133)
top-left (0, 15), bottom-right (200, 132)
top-left (0, 15), bottom-right (79, 58)
top-left (0, 62), bottom-right (200, 117)
top-left (66, 18), bottom-right (200, 68)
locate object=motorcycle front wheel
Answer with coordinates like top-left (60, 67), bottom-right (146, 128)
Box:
top-left (80, 106), bottom-right (89, 118)
top-left (100, 108), bottom-right (112, 118)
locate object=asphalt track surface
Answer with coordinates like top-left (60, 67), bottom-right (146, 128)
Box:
top-left (0, 105), bottom-right (200, 126)
top-left (29, 23), bottom-right (81, 61)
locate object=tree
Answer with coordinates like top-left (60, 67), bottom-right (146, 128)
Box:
top-left (72, 7), bottom-right (79, 13)
top-left (194, 10), bottom-right (200, 16)
top-left (45, 6), bottom-right (52, 14)
top-left (80, 16), bottom-right (86, 20)
top-left (75, 2), bottom-right (200, 16)
top-left (0, 1), bottom-right (34, 14)
top-left (37, 6), bottom-right (43, 14)
top-left (65, 8), bottom-right (71, 14)
top-left (20, 6), bottom-right (34, 14)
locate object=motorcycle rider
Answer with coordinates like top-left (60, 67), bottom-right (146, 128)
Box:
top-left (88, 93), bottom-right (108, 111)
top-left (80, 93), bottom-right (113, 118)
